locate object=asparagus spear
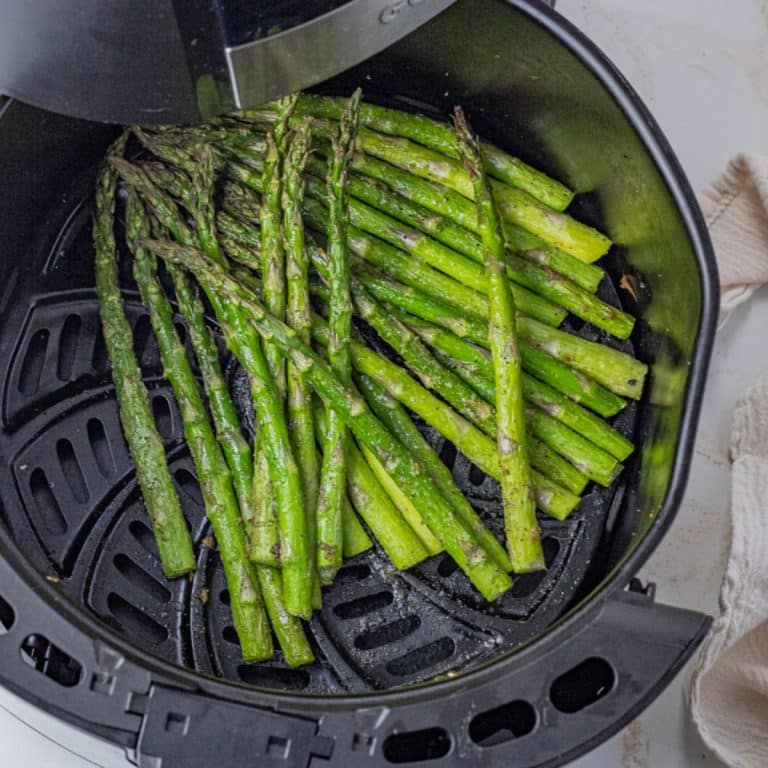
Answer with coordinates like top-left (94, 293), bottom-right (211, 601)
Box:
top-left (337, 151), bottom-right (602, 291)
top-left (135, 159), bottom-right (283, 571)
top-left (260, 93), bottom-right (298, 393)
top-left (225, 145), bottom-right (615, 333)
top-left (359, 443), bottom-right (444, 555)
top-left (316, 393), bottom-right (441, 555)
top-left (244, 94), bottom-right (575, 210)
top-left (314, 408), bottom-right (430, 569)
top-left (125, 189), bottom-right (273, 662)
top-left (222, 135), bottom-right (602, 292)
top-left (138, 165), bottom-right (258, 552)
top-left (456, 107), bottom-right (543, 572)
top-left (342, 497), bottom-right (373, 557)
top-left (315, 90), bottom-right (361, 583)
top-left (351, 280), bottom-right (496, 435)
top-left (94, 137), bottom-right (195, 579)
top-left (255, 95), bottom-right (298, 588)
top-left (145, 238), bottom-right (514, 602)
top-left (282, 119), bottom-right (321, 602)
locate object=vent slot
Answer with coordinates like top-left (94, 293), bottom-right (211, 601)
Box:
top-left (29, 467), bottom-right (67, 535)
top-left (19, 634), bottom-right (82, 687)
top-left (332, 590), bottom-right (393, 620)
top-left (91, 329), bottom-right (109, 372)
top-left (129, 519), bottom-right (158, 557)
top-left (468, 463), bottom-right (486, 486)
top-left (152, 394), bottom-right (174, 441)
top-left (0, 594), bottom-right (14, 633)
top-left (355, 616), bottom-right (421, 651)
top-left (469, 700), bottom-right (537, 747)
top-left (383, 727), bottom-right (451, 764)
top-left (56, 438), bottom-right (89, 503)
top-left (386, 637), bottom-right (455, 677)
top-left (132, 313), bottom-right (152, 363)
top-left (57, 314), bottom-right (82, 381)
top-left (87, 417), bottom-right (115, 478)
top-left (335, 563), bottom-right (372, 584)
top-left (18, 328), bottom-right (49, 395)
top-left (437, 555), bottom-right (459, 578)
top-left (222, 625), bottom-right (240, 645)
top-left (237, 665), bottom-right (310, 691)
top-left (550, 657), bottom-right (615, 714)
top-left (439, 440), bottom-right (457, 470)
top-left (113, 554), bottom-right (171, 603)
top-left (175, 467), bottom-right (203, 507)
top-left (107, 592), bottom-right (169, 645)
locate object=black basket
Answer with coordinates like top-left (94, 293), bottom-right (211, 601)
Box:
top-left (0, 1), bottom-right (718, 766)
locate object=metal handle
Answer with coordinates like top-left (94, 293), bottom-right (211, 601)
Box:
top-left (225, 0), bottom-right (457, 109)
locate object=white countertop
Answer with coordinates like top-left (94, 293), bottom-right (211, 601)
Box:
top-left (3, 1), bottom-right (768, 765)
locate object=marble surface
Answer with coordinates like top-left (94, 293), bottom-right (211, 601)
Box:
top-left (3, 0), bottom-right (768, 765)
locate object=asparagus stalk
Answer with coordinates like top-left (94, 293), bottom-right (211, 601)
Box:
top-left (94, 137), bottom-right (195, 579)
top-left (244, 94), bottom-right (575, 210)
top-left (316, 90), bottom-right (361, 583)
top-left (358, 443), bottom-right (444, 555)
top-left (196, 142), bottom-right (313, 618)
top-left (351, 280), bottom-right (497, 435)
top-left (357, 374), bottom-right (513, 571)
top-left (456, 107), bottom-right (543, 572)
top-left (342, 496), bottom-right (373, 557)
top-left (355, 266), bottom-right (643, 404)
top-left (255, 95), bottom-right (298, 587)
top-left (260, 93), bottom-right (298, 394)
top-left (282, 120), bottom-right (321, 596)
top-left (140, 162), bottom-right (259, 553)
top-left (225, 136), bottom-right (602, 292)
top-left (161, 259), bottom-right (314, 661)
top-left (124, 189), bottom-right (273, 662)
top-left (302, 174), bottom-right (576, 331)
top-left (146, 239), bottom-right (514, 602)
top-left (341, 152), bottom-right (603, 291)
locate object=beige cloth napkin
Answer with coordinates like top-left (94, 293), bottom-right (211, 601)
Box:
top-left (689, 154), bottom-right (768, 767)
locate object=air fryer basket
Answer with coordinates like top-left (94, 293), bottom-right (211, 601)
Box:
top-left (0, 1), bottom-right (717, 766)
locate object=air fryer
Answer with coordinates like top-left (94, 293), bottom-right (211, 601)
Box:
top-left (0, 1), bottom-right (718, 767)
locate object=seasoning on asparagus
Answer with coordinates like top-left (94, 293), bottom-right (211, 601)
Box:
top-left (243, 93), bottom-right (575, 211)
top-left (315, 89), bottom-right (361, 584)
top-left (112, 155), bottom-right (312, 620)
top-left (125, 189), bottom-right (273, 662)
top-left (145, 238), bottom-right (514, 602)
top-left (281, 118), bottom-right (322, 606)
top-left (94, 136), bottom-right (196, 579)
top-left (455, 106), bottom-right (544, 573)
